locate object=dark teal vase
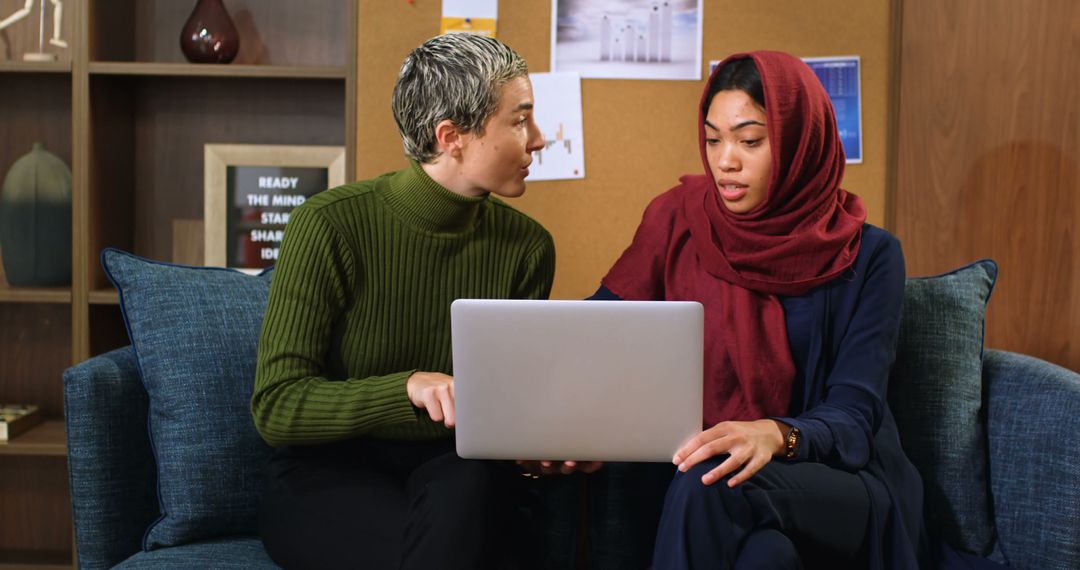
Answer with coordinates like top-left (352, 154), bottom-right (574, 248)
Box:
top-left (0, 143), bottom-right (72, 286)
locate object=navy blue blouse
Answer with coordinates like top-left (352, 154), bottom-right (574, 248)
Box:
top-left (592, 225), bottom-right (926, 569)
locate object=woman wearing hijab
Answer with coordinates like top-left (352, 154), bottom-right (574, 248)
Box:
top-left (596, 51), bottom-right (927, 568)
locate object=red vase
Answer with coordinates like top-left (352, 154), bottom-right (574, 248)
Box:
top-left (179, 0), bottom-right (240, 64)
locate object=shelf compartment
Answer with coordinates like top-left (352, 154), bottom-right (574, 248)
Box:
top-left (88, 62), bottom-right (346, 80)
top-left (0, 420), bottom-right (67, 457)
top-left (0, 456), bottom-right (72, 560)
top-left (86, 74), bottom-right (345, 280)
top-left (0, 304), bottom-right (71, 418)
top-left (0, 74), bottom-right (73, 185)
top-left (88, 305), bottom-right (129, 358)
top-left (90, 0), bottom-right (349, 68)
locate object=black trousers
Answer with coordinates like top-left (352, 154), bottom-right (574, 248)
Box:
top-left (652, 456), bottom-right (872, 570)
top-left (258, 438), bottom-right (526, 570)
top-left (531, 462), bottom-right (673, 569)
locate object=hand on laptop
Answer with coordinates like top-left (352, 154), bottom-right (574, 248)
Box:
top-left (516, 460), bottom-right (604, 476)
top-left (406, 371), bottom-right (456, 427)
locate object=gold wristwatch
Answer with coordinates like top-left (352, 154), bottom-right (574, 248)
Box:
top-left (784, 425), bottom-right (802, 460)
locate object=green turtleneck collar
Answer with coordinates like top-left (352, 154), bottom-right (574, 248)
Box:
top-left (380, 161), bottom-right (488, 235)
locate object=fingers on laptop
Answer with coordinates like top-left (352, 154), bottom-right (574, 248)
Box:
top-left (406, 372), bottom-right (456, 427)
top-left (515, 460), bottom-right (603, 476)
top-left (423, 386), bottom-right (455, 427)
top-left (574, 461), bottom-right (604, 474)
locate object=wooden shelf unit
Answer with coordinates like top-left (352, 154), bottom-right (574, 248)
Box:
top-left (0, 1), bottom-right (357, 566)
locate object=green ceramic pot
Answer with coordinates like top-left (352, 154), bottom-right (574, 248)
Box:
top-left (0, 143), bottom-right (72, 286)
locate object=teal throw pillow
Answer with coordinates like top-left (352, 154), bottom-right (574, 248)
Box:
top-left (102, 249), bottom-right (273, 550)
top-left (889, 259), bottom-right (998, 556)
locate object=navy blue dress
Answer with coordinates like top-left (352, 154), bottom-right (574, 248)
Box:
top-left (592, 225), bottom-right (927, 569)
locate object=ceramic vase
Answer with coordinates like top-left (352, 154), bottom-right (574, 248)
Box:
top-left (0, 143), bottom-right (72, 286)
top-left (180, 0), bottom-right (240, 64)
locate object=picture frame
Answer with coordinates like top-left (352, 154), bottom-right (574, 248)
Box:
top-left (204, 144), bottom-right (345, 271)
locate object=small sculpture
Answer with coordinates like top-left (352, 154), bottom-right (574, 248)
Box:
top-left (0, 0), bottom-right (68, 61)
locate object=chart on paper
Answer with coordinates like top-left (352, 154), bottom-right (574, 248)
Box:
top-left (536, 123), bottom-right (574, 165)
top-left (527, 72), bottom-right (585, 181)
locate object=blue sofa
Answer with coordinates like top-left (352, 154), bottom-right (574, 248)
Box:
top-left (63, 254), bottom-right (1080, 569)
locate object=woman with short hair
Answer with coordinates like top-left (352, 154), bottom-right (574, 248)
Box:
top-left (252, 33), bottom-right (553, 569)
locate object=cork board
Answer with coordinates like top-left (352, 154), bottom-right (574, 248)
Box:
top-left (357, 1), bottom-right (890, 298)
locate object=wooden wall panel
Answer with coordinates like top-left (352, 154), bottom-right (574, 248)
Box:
top-left (895, 0), bottom-right (1079, 371)
top-left (358, 1), bottom-right (892, 299)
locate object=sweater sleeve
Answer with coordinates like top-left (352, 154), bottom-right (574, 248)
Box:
top-left (513, 231), bottom-right (556, 300)
top-left (779, 233), bottom-right (906, 469)
top-left (251, 206), bottom-right (420, 447)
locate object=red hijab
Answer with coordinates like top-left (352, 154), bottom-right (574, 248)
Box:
top-left (603, 51), bottom-right (866, 425)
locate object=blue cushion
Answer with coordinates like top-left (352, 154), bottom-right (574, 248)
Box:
top-left (113, 537), bottom-right (280, 569)
top-left (102, 249), bottom-right (273, 549)
top-left (888, 259), bottom-right (998, 556)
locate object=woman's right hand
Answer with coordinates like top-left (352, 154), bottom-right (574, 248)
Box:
top-left (406, 371), bottom-right (455, 427)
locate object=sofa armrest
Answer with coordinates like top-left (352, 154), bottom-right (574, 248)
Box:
top-left (984, 349), bottom-right (1080, 570)
top-left (64, 346), bottom-right (159, 569)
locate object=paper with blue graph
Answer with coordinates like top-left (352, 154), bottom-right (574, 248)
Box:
top-left (802, 56), bottom-right (863, 164)
top-left (526, 72), bottom-right (585, 182)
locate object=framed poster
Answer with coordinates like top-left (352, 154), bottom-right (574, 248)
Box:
top-left (204, 144), bottom-right (345, 271)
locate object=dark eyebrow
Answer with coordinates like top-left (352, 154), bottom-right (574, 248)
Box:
top-left (703, 119), bottom-right (766, 131)
top-left (733, 120), bottom-right (765, 130)
top-left (513, 102), bottom-right (534, 112)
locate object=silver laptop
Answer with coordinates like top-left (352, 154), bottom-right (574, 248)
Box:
top-left (451, 299), bottom-right (703, 462)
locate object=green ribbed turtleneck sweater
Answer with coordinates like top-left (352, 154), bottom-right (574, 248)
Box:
top-left (252, 162), bottom-right (555, 447)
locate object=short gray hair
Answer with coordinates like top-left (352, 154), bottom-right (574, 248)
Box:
top-left (392, 34), bottom-right (529, 163)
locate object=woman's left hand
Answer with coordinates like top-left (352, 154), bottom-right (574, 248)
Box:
top-left (672, 419), bottom-right (787, 487)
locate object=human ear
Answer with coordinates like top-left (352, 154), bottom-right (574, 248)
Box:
top-left (434, 119), bottom-right (466, 159)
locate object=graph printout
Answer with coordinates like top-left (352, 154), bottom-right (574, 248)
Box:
top-left (526, 72), bottom-right (586, 182)
top-left (802, 56), bottom-right (863, 164)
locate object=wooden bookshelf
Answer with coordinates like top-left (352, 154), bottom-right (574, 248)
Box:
top-left (0, 0), bottom-right (357, 565)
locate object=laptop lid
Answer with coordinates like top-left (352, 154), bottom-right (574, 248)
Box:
top-left (451, 299), bottom-right (703, 462)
